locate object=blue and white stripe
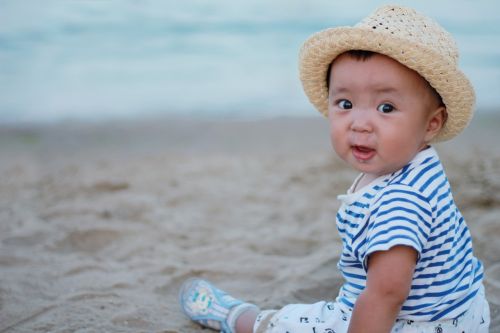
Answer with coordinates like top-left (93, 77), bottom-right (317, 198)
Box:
top-left (335, 146), bottom-right (484, 321)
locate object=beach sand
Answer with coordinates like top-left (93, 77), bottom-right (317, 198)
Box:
top-left (1, 114), bottom-right (499, 332)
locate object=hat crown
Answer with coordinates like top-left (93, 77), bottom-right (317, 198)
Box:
top-left (355, 5), bottom-right (459, 65)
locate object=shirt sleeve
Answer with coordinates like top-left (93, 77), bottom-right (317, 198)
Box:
top-left (362, 184), bottom-right (432, 270)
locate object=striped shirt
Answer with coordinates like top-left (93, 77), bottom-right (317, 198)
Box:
top-left (335, 146), bottom-right (484, 321)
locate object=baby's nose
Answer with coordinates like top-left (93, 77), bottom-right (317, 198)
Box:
top-left (350, 109), bottom-right (373, 133)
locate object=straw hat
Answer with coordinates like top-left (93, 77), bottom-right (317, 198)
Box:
top-left (299, 5), bottom-right (475, 141)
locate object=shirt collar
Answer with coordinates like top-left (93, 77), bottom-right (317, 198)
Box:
top-left (337, 146), bottom-right (438, 206)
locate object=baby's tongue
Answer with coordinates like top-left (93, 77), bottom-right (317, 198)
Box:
top-left (353, 146), bottom-right (376, 161)
top-left (357, 146), bottom-right (373, 152)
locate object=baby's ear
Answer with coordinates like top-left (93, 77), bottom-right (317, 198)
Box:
top-left (425, 106), bottom-right (447, 142)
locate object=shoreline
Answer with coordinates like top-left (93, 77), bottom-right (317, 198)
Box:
top-left (1, 111), bottom-right (500, 154)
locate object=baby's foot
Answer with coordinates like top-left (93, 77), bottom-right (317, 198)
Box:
top-left (179, 278), bottom-right (258, 333)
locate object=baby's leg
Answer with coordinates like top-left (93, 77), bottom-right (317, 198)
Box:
top-left (254, 301), bottom-right (351, 333)
top-left (179, 279), bottom-right (351, 333)
top-left (235, 307), bottom-right (259, 333)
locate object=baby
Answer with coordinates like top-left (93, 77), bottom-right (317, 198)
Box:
top-left (179, 5), bottom-right (490, 333)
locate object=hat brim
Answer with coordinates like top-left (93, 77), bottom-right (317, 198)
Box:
top-left (299, 26), bottom-right (475, 142)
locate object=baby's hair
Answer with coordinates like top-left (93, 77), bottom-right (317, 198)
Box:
top-left (326, 50), bottom-right (374, 89)
top-left (325, 50), bottom-right (444, 108)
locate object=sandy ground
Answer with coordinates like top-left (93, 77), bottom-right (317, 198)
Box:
top-left (0, 114), bottom-right (499, 332)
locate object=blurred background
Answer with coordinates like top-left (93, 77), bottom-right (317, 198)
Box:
top-left (0, 0), bottom-right (499, 124)
top-left (2, 3), bottom-right (500, 332)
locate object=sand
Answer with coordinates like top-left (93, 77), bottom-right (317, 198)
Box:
top-left (0, 114), bottom-right (499, 332)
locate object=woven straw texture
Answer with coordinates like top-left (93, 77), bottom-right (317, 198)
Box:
top-left (299, 5), bottom-right (475, 142)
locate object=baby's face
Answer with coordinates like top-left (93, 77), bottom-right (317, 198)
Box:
top-left (327, 53), bottom-right (444, 180)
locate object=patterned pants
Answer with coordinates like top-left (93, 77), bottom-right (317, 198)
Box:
top-left (253, 286), bottom-right (490, 333)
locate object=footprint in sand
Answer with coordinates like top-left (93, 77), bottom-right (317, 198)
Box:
top-left (90, 181), bottom-right (129, 192)
top-left (51, 229), bottom-right (123, 254)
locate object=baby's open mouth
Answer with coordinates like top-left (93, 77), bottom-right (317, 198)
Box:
top-left (352, 145), bottom-right (376, 161)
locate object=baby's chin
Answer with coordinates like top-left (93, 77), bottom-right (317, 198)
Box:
top-left (350, 162), bottom-right (398, 178)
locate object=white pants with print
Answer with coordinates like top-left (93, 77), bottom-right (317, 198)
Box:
top-left (253, 286), bottom-right (490, 333)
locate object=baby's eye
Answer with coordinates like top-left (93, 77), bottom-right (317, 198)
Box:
top-left (377, 103), bottom-right (395, 113)
top-left (337, 99), bottom-right (353, 110)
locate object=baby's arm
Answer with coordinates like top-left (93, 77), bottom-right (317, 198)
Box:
top-left (347, 245), bottom-right (417, 333)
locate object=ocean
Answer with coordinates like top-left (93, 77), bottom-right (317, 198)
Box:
top-left (0, 0), bottom-right (499, 124)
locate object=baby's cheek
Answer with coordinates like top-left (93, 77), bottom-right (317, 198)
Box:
top-left (331, 133), bottom-right (347, 158)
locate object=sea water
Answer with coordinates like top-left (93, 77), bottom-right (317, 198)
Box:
top-left (0, 0), bottom-right (499, 123)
